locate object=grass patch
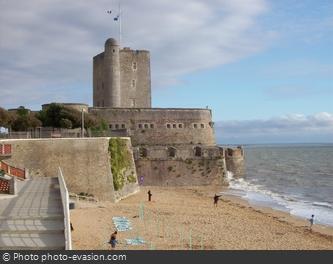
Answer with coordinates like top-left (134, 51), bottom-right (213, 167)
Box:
top-left (109, 138), bottom-right (132, 191)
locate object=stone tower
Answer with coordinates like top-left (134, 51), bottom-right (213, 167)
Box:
top-left (93, 38), bottom-right (151, 108)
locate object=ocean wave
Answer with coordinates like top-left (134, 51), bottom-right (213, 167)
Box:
top-left (225, 171), bottom-right (333, 226)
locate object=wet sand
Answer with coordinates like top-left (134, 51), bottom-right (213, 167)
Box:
top-left (70, 186), bottom-right (333, 250)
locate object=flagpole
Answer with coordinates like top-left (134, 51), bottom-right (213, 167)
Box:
top-left (119, 0), bottom-right (122, 46)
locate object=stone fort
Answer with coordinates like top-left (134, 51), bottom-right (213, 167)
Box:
top-left (1, 37), bottom-right (244, 202)
top-left (89, 38), bottom-right (243, 186)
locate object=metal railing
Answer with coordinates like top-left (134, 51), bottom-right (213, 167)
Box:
top-left (0, 160), bottom-right (26, 179)
top-left (58, 167), bottom-right (72, 250)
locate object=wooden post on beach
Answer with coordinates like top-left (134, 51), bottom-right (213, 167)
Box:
top-left (156, 216), bottom-right (160, 238)
top-left (179, 228), bottom-right (183, 249)
top-left (162, 218), bottom-right (165, 242)
top-left (189, 229), bottom-right (192, 250)
top-left (139, 202), bottom-right (144, 221)
top-left (149, 241), bottom-right (155, 250)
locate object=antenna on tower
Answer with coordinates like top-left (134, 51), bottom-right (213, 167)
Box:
top-left (106, 0), bottom-right (122, 46)
top-left (118, 0), bottom-right (122, 45)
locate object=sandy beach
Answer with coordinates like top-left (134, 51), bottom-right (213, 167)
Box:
top-left (70, 186), bottom-right (333, 250)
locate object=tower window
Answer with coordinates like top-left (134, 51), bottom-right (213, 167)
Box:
top-left (109, 124), bottom-right (113, 129)
top-left (178, 124), bottom-right (183, 128)
top-left (132, 62), bottom-right (137, 71)
top-left (139, 147), bottom-right (148, 158)
top-left (167, 124), bottom-right (171, 129)
top-left (194, 146), bottom-right (202, 157)
top-left (172, 124), bottom-right (177, 129)
top-left (144, 124), bottom-right (149, 129)
top-left (122, 124), bottom-right (126, 129)
top-left (167, 147), bottom-right (177, 158)
top-left (138, 124), bottom-right (142, 129)
top-left (150, 124), bottom-right (154, 129)
top-left (193, 124), bottom-right (198, 129)
top-left (131, 79), bottom-right (136, 88)
top-left (115, 124), bottom-right (119, 129)
top-left (201, 124), bottom-right (205, 128)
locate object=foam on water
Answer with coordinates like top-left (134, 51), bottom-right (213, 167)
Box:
top-left (224, 171), bottom-right (333, 226)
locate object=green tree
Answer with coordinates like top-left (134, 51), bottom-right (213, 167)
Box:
top-left (59, 118), bottom-right (73, 129)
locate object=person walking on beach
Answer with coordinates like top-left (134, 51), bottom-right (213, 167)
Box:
top-left (309, 215), bottom-right (314, 231)
top-left (148, 190), bottom-right (152, 202)
top-left (109, 230), bottom-right (118, 249)
top-left (214, 194), bottom-right (222, 207)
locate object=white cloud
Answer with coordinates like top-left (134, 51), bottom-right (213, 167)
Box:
top-left (215, 112), bottom-right (333, 143)
top-left (0, 0), bottom-right (271, 109)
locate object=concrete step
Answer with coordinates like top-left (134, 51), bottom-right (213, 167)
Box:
top-left (0, 214), bottom-right (63, 221)
top-left (0, 219), bottom-right (64, 233)
top-left (0, 233), bottom-right (66, 250)
top-left (2, 208), bottom-right (64, 217)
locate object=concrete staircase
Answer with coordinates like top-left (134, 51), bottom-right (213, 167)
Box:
top-left (0, 177), bottom-right (66, 250)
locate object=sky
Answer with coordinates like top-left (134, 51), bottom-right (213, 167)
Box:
top-left (0, 0), bottom-right (332, 144)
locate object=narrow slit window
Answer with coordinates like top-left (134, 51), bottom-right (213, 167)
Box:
top-left (132, 62), bottom-right (137, 71)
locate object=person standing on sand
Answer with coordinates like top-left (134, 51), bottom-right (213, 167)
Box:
top-left (148, 190), bottom-right (152, 202)
top-left (309, 215), bottom-right (314, 231)
top-left (109, 231), bottom-right (118, 249)
top-left (214, 194), bottom-right (222, 207)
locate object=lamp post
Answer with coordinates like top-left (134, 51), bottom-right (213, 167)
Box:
top-left (81, 109), bottom-right (85, 138)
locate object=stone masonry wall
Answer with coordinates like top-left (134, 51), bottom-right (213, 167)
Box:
top-left (0, 138), bottom-right (139, 202)
top-left (120, 49), bottom-right (151, 108)
top-left (89, 108), bottom-right (216, 146)
top-left (136, 159), bottom-right (226, 186)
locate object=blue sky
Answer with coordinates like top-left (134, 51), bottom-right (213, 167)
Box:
top-left (0, 0), bottom-right (332, 143)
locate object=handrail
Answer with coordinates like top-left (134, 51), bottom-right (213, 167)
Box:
top-left (58, 167), bottom-right (72, 250)
top-left (0, 144), bottom-right (12, 155)
top-left (0, 160), bottom-right (25, 179)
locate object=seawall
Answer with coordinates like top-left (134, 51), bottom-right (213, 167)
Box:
top-left (0, 138), bottom-right (139, 201)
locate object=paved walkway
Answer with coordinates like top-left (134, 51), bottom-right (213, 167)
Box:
top-left (0, 178), bottom-right (65, 250)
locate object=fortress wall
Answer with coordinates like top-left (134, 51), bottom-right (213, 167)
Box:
top-left (134, 144), bottom-right (226, 186)
top-left (90, 108), bottom-right (216, 146)
top-left (120, 49), bottom-right (151, 108)
top-left (136, 159), bottom-right (226, 186)
top-left (225, 147), bottom-right (245, 177)
top-left (133, 145), bottom-right (224, 160)
top-left (0, 138), bottom-right (139, 202)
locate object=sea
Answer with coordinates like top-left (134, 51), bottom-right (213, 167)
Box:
top-left (222, 144), bottom-right (333, 227)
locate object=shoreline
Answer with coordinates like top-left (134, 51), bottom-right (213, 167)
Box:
top-left (219, 189), bottom-right (333, 238)
top-left (70, 186), bottom-right (333, 250)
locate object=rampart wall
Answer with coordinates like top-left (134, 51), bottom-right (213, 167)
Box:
top-left (89, 108), bottom-right (216, 146)
top-left (134, 144), bottom-right (226, 186)
top-left (0, 138), bottom-right (139, 201)
top-left (225, 146), bottom-right (245, 177)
